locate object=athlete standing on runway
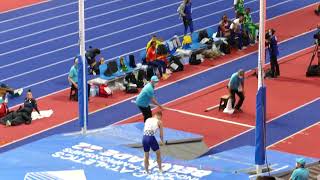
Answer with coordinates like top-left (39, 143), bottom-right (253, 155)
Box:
top-left (142, 111), bottom-right (164, 174)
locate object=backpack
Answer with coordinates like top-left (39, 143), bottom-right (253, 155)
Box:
top-left (104, 66), bottom-right (113, 77)
top-left (136, 69), bottom-right (146, 88)
top-left (169, 56), bottom-right (184, 72)
top-left (126, 85), bottom-right (139, 93)
top-left (124, 72), bottom-right (137, 85)
top-left (157, 44), bottom-right (168, 55)
top-left (198, 30), bottom-right (209, 42)
top-left (0, 103), bottom-right (8, 118)
top-left (108, 60), bottom-right (118, 74)
top-left (189, 52), bottom-right (202, 65)
top-left (129, 55), bottom-right (136, 68)
top-left (98, 84), bottom-right (112, 97)
top-left (220, 42), bottom-right (231, 54)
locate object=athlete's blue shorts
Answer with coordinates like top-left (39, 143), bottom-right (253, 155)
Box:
top-left (142, 135), bottom-right (159, 152)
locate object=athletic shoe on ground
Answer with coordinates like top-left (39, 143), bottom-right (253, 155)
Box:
top-left (5, 120), bottom-right (11, 127)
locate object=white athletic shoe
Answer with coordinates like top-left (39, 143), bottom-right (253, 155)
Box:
top-left (5, 120), bottom-right (11, 127)
top-left (13, 88), bottom-right (23, 96)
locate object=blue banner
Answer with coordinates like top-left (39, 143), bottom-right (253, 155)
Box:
top-left (77, 55), bottom-right (88, 128)
top-left (255, 86), bottom-right (266, 165)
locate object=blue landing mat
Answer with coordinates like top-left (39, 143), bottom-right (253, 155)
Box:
top-left (0, 123), bottom-right (248, 180)
top-left (64, 122), bottom-right (204, 146)
top-left (0, 123), bottom-right (317, 179)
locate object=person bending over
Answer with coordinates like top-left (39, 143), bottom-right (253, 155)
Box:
top-left (136, 76), bottom-right (163, 122)
top-left (142, 111), bottom-right (164, 174)
top-left (228, 69), bottom-right (245, 112)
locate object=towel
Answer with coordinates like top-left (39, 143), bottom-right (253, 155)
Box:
top-left (32, 109), bottom-right (53, 120)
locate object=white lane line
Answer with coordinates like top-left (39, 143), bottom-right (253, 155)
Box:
top-left (0, 0), bottom-right (129, 34)
top-left (267, 121), bottom-right (320, 149)
top-left (0, 0), bottom-right (182, 45)
top-left (0, 0), bottom-right (222, 56)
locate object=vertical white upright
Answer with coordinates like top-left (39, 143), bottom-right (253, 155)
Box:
top-left (256, 0), bottom-right (266, 174)
top-left (79, 0), bottom-right (87, 134)
top-left (257, 0), bottom-right (266, 89)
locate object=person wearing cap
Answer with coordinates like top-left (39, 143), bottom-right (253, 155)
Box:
top-left (142, 111), bottom-right (164, 174)
top-left (136, 76), bottom-right (163, 122)
top-left (228, 69), bottom-right (245, 111)
top-left (290, 158), bottom-right (309, 180)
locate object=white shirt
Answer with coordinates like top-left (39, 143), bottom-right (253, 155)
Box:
top-left (230, 18), bottom-right (240, 30)
top-left (144, 117), bottom-right (159, 136)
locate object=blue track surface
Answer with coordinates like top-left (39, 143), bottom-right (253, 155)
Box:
top-left (0, 0), bottom-right (317, 109)
top-left (0, 28), bottom-right (317, 153)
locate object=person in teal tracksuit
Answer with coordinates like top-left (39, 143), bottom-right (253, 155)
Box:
top-left (136, 76), bottom-right (163, 122)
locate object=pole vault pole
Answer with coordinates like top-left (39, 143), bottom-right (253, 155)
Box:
top-left (79, 0), bottom-right (87, 134)
top-left (255, 0), bottom-right (267, 174)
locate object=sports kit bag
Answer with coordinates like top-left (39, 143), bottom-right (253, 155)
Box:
top-left (98, 84), bottom-right (112, 97)
top-left (189, 51), bottom-right (202, 65)
top-left (169, 56), bottom-right (184, 72)
top-left (198, 30), bottom-right (209, 42)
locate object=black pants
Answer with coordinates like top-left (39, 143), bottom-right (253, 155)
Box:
top-left (230, 89), bottom-right (245, 110)
top-left (270, 55), bottom-right (280, 77)
top-left (138, 106), bottom-right (152, 123)
top-left (71, 84), bottom-right (91, 101)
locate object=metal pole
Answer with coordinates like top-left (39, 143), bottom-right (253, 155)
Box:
top-left (79, 0), bottom-right (87, 134)
top-left (257, 0), bottom-right (266, 89)
top-left (256, 0), bottom-right (266, 174)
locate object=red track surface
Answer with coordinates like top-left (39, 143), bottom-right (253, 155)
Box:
top-left (0, 0), bottom-right (46, 13)
top-left (269, 123), bottom-right (320, 159)
top-left (0, 4), bottom-right (318, 147)
top-left (120, 47), bottom-right (320, 147)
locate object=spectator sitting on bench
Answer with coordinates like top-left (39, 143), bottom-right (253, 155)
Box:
top-left (230, 13), bottom-right (248, 50)
top-left (146, 41), bottom-right (168, 80)
top-left (146, 35), bottom-right (164, 51)
top-left (218, 15), bottom-right (232, 39)
top-left (68, 58), bottom-right (90, 101)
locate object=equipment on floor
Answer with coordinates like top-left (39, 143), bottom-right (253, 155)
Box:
top-left (306, 44), bottom-right (320, 77)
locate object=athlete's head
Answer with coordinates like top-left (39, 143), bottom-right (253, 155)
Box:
top-left (238, 69), bottom-right (245, 79)
top-left (155, 111), bottom-right (162, 120)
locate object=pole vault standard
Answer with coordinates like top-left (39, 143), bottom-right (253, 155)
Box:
top-left (255, 0), bottom-right (267, 174)
top-left (78, 0), bottom-right (88, 134)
